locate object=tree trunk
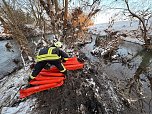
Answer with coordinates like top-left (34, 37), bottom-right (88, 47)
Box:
top-left (54, 0), bottom-right (59, 13)
top-left (64, 0), bottom-right (68, 28)
top-left (39, 0), bottom-right (55, 33)
top-left (125, 0), bottom-right (151, 49)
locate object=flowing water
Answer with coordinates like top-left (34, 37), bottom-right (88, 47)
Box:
top-left (81, 35), bottom-right (152, 113)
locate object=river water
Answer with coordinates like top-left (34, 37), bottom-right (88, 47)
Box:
top-left (0, 35), bottom-right (54, 79)
top-left (81, 35), bottom-right (152, 113)
top-left (0, 40), bottom-right (21, 79)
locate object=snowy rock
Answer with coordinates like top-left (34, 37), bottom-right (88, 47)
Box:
top-left (111, 55), bottom-right (119, 60)
top-left (0, 65), bottom-right (36, 114)
top-left (1, 98), bottom-right (36, 114)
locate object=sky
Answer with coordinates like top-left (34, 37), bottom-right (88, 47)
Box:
top-left (69, 0), bottom-right (152, 24)
top-left (92, 0), bottom-right (152, 24)
top-left (1, 0), bottom-right (152, 25)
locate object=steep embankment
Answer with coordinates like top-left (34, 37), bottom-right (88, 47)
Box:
top-left (32, 56), bottom-right (138, 114)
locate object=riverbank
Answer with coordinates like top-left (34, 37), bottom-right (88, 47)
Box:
top-left (0, 33), bottom-right (13, 41)
top-left (0, 32), bottom-right (52, 41)
top-left (0, 32), bottom-right (152, 114)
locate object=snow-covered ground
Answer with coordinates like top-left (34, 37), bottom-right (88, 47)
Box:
top-left (0, 33), bottom-right (12, 37)
top-left (122, 36), bottom-right (144, 45)
top-left (0, 40), bottom-right (21, 79)
top-left (1, 98), bottom-right (36, 114)
top-left (88, 20), bottom-right (146, 56)
top-left (0, 26), bottom-right (3, 33)
top-left (0, 25), bottom-right (12, 38)
top-left (89, 18), bottom-right (152, 42)
top-left (88, 20), bottom-right (139, 36)
top-left (0, 66), bottom-right (36, 114)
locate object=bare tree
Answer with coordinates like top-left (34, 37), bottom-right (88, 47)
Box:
top-left (63, 0), bottom-right (68, 28)
top-left (1, 0), bottom-right (101, 48)
top-left (1, 0), bottom-right (32, 62)
top-left (37, 0), bottom-right (100, 43)
top-left (39, 0), bottom-right (56, 33)
top-left (124, 0), bottom-right (152, 49)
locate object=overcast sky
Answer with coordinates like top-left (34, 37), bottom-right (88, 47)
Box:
top-left (94, 0), bottom-right (152, 24)
top-left (1, 0), bottom-right (152, 24)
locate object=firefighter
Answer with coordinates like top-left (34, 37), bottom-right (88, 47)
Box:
top-left (29, 41), bottom-right (68, 81)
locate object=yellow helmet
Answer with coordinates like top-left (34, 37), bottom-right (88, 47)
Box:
top-left (54, 41), bottom-right (63, 48)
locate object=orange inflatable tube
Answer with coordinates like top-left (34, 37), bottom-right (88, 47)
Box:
top-left (30, 78), bottom-right (65, 85)
top-left (20, 81), bottom-right (63, 98)
top-left (34, 76), bottom-right (65, 81)
top-left (39, 72), bottom-right (64, 76)
top-left (41, 57), bottom-right (83, 72)
top-left (19, 57), bottom-right (84, 98)
top-left (63, 57), bottom-right (81, 65)
top-left (65, 64), bottom-right (84, 70)
top-left (41, 63), bottom-right (84, 72)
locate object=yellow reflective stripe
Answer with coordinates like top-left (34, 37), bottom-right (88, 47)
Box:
top-left (30, 75), bottom-right (35, 79)
top-left (36, 47), bottom-right (61, 62)
top-left (64, 58), bottom-right (68, 60)
top-left (48, 48), bottom-right (52, 54)
top-left (37, 56), bottom-right (60, 60)
top-left (60, 69), bottom-right (66, 72)
top-left (37, 54), bottom-right (59, 58)
top-left (36, 54), bottom-right (50, 58)
top-left (60, 63), bottom-right (66, 72)
top-left (36, 56), bottom-right (61, 62)
top-left (48, 47), bottom-right (56, 54)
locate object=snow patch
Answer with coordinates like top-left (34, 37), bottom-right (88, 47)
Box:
top-left (88, 20), bottom-right (139, 36)
top-left (0, 65), bottom-right (36, 114)
top-left (1, 98), bottom-right (36, 114)
top-left (122, 36), bottom-right (144, 45)
top-left (0, 25), bottom-right (3, 33)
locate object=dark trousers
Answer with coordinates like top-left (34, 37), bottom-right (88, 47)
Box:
top-left (31, 60), bottom-right (67, 77)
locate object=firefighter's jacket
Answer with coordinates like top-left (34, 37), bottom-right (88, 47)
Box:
top-left (36, 47), bottom-right (68, 62)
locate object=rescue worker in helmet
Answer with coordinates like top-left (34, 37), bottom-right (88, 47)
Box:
top-left (29, 41), bottom-right (68, 81)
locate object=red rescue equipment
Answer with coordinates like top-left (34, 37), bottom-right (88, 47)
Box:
top-left (41, 63), bottom-right (84, 73)
top-left (19, 57), bottom-right (84, 98)
top-left (34, 76), bottom-right (65, 81)
top-left (20, 81), bottom-right (63, 98)
top-left (65, 64), bottom-right (84, 70)
top-left (63, 57), bottom-right (80, 65)
top-left (30, 78), bottom-right (65, 85)
top-left (39, 72), bottom-right (64, 76)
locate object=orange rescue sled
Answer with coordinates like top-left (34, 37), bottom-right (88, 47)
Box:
top-left (34, 76), bottom-right (65, 81)
top-left (39, 72), bottom-right (64, 76)
top-left (19, 57), bottom-right (84, 98)
top-left (41, 63), bottom-right (84, 73)
top-left (20, 81), bottom-right (63, 98)
top-left (30, 77), bottom-right (65, 85)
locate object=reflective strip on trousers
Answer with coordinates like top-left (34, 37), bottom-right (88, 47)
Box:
top-left (60, 63), bottom-right (66, 72)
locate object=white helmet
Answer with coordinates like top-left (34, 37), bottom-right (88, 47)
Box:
top-left (54, 41), bottom-right (63, 48)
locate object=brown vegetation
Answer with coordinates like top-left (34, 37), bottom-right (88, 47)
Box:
top-left (124, 0), bottom-right (152, 49)
top-left (0, 0), bottom-right (99, 62)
